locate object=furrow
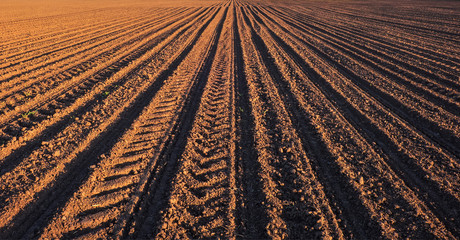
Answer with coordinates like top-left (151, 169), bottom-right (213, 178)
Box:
top-left (231, 4), bottom-right (268, 238)
top-left (247, 5), bottom-right (459, 237)
top-left (254, 6), bottom-right (460, 156)
top-left (0, 8), bottom-right (178, 85)
top-left (289, 6), bottom-right (460, 60)
top-left (0, 8), bottom-right (134, 47)
top-left (267, 6), bottom-right (460, 94)
top-left (281, 7), bottom-right (460, 107)
top-left (0, 0), bottom-right (458, 238)
top-left (333, 4), bottom-right (460, 28)
top-left (0, 7), bottom-right (216, 237)
top-left (237, 6), bottom-right (347, 239)
top-left (313, 6), bottom-right (460, 45)
top-left (0, 8), bottom-right (163, 56)
top-left (323, 5), bottom-right (460, 35)
top-left (0, 8), bottom-right (194, 112)
top-left (0, 8), bottom-right (174, 69)
top-left (122, 5), bottom-right (231, 239)
top-left (32, 5), bottom-right (223, 239)
top-left (154, 9), bottom-right (234, 239)
top-left (0, 7), bottom-right (210, 163)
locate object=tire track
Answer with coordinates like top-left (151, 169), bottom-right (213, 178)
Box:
top-left (0, 7), bottom-right (218, 237)
top-left (122, 5), bottom-right (231, 239)
top-left (34, 5), bottom-right (225, 239)
top-left (0, 7), bottom-right (209, 163)
top-left (154, 11), bottom-right (234, 239)
top-left (0, 0), bottom-right (458, 238)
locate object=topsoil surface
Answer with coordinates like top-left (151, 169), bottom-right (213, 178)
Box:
top-left (0, 0), bottom-right (459, 239)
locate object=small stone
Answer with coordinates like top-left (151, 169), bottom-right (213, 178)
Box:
top-left (359, 176), bottom-right (364, 185)
top-left (162, 222), bottom-right (168, 230)
top-left (53, 150), bottom-right (61, 157)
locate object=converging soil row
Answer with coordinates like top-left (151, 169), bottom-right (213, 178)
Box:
top-left (0, 0), bottom-right (459, 239)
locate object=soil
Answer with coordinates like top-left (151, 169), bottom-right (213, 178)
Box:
top-left (0, 0), bottom-right (459, 239)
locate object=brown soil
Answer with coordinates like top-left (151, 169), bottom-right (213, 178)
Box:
top-left (0, 0), bottom-right (459, 239)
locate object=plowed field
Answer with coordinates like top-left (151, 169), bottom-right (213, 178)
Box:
top-left (1, 0), bottom-right (459, 239)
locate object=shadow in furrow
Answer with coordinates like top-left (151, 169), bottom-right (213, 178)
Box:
top-left (249, 7), bottom-right (460, 237)
top-left (0, 9), bottom-right (219, 240)
top-left (232, 6), bottom-right (269, 239)
top-left (257, 7), bottom-right (460, 112)
top-left (0, 8), bottom-right (209, 181)
top-left (319, 7), bottom-right (460, 40)
top-left (270, 6), bottom-right (460, 80)
top-left (240, 7), bottom-right (382, 239)
top-left (123, 6), bottom-right (229, 239)
top-left (60, 220), bottom-right (114, 239)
